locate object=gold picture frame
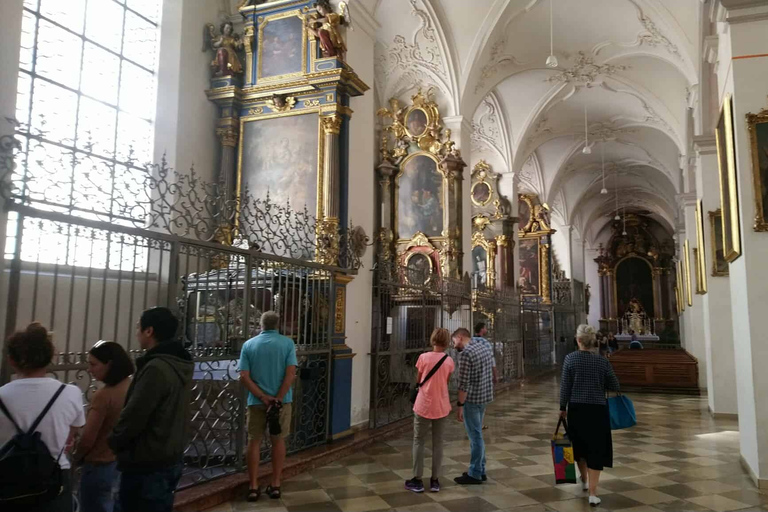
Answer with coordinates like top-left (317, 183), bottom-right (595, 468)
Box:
top-left (708, 209), bottom-right (729, 276)
top-left (677, 260), bottom-right (685, 311)
top-left (747, 105), bottom-right (768, 231)
top-left (716, 94), bottom-right (741, 262)
top-left (394, 151), bottom-right (445, 242)
top-left (695, 200), bottom-right (707, 294)
top-left (674, 286), bottom-right (681, 315)
top-left (403, 250), bottom-right (434, 285)
top-left (684, 239), bottom-right (693, 307)
top-left (471, 181), bottom-right (493, 207)
top-left (471, 231), bottom-right (497, 289)
top-left (257, 10), bottom-right (308, 83)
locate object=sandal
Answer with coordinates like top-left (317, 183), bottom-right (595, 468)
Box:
top-left (266, 485), bottom-right (281, 499)
top-left (246, 487), bottom-right (261, 502)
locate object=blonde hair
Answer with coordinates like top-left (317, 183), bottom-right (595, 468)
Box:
top-left (430, 328), bottom-right (450, 348)
top-left (576, 324), bottom-right (597, 348)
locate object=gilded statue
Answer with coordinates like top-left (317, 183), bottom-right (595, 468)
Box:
top-left (307, 0), bottom-right (350, 59)
top-left (203, 21), bottom-right (244, 77)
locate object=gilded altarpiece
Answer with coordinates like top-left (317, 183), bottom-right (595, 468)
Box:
top-left (376, 90), bottom-right (466, 284)
top-left (204, 0), bottom-right (367, 441)
top-left (470, 161), bottom-right (515, 290)
top-left (517, 194), bottom-right (554, 303)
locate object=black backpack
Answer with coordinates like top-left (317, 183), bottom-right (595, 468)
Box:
top-left (0, 384), bottom-right (67, 508)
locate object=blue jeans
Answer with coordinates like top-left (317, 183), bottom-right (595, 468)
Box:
top-left (79, 462), bottom-right (120, 512)
top-left (463, 402), bottom-right (487, 480)
top-left (119, 463), bottom-right (182, 512)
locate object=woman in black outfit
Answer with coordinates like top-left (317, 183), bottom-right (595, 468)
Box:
top-left (559, 324), bottom-right (620, 507)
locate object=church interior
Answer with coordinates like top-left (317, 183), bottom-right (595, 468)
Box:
top-left (1, 0), bottom-right (768, 510)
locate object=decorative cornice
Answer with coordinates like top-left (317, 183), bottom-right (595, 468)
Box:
top-left (693, 135), bottom-right (717, 155)
top-left (676, 192), bottom-right (697, 210)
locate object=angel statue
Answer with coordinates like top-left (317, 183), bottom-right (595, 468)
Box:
top-left (203, 21), bottom-right (244, 77)
top-left (306, 0), bottom-right (350, 59)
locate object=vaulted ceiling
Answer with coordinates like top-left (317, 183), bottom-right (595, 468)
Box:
top-left (370, 0), bottom-right (702, 246)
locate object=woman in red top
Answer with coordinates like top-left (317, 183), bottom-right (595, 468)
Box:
top-left (405, 328), bottom-right (455, 493)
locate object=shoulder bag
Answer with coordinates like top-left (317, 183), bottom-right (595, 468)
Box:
top-left (409, 354), bottom-right (449, 404)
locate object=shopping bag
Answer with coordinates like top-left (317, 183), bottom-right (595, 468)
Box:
top-left (608, 394), bottom-right (637, 430)
top-left (551, 418), bottom-right (576, 485)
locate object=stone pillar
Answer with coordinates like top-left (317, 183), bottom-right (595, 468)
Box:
top-left (693, 135), bottom-right (737, 415)
top-left (717, 0), bottom-right (768, 484)
top-left (441, 152), bottom-right (467, 278)
top-left (495, 234), bottom-right (512, 289)
top-left (376, 160), bottom-right (396, 262)
top-left (215, 122), bottom-right (239, 203)
top-left (443, 116), bottom-right (472, 276)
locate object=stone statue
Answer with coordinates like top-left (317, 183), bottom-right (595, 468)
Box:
top-left (203, 21), bottom-right (244, 77)
top-left (307, 0), bottom-right (349, 59)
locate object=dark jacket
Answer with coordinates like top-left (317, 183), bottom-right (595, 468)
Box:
top-left (108, 341), bottom-right (194, 471)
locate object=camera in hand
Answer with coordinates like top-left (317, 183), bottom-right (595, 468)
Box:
top-left (267, 401), bottom-right (282, 436)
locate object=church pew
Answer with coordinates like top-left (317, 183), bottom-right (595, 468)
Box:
top-left (608, 349), bottom-right (699, 394)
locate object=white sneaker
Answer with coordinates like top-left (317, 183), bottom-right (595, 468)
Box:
top-left (581, 478), bottom-right (589, 491)
top-left (589, 495), bottom-right (601, 507)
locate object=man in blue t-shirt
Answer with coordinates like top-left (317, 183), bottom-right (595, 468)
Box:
top-left (239, 311), bottom-right (297, 501)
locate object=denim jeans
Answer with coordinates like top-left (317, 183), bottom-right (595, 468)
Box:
top-left (79, 462), bottom-right (120, 512)
top-left (463, 402), bottom-right (487, 480)
top-left (119, 463), bottom-right (183, 512)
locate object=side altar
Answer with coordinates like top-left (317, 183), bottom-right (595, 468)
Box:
top-left (195, 0), bottom-right (368, 442)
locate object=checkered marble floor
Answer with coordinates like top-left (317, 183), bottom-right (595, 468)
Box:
top-left (207, 377), bottom-right (767, 512)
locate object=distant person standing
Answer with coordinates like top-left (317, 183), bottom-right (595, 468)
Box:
top-left (405, 328), bottom-right (455, 493)
top-left (109, 307), bottom-right (193, 512)
top-left (559, 324), bottom-right (620, 507)
top-left (452, 327), bottom-right (495, 485)
top-left (629, 331), bottom-right (643, 350)
top-left (607, 333), bottom-right (619, 354)
top-left (239, 311), bottom-right (297, 502)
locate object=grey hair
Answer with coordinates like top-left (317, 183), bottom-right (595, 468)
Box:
top-left (260, 311), bottom-right (279, 331)
top-left (576, 324), bottom-right (597, 348)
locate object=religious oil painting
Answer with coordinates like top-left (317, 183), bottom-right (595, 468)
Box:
top-left (695, 200), bottom-right (707, 294)
top-left (397, 153), bottom-right (443, 240)
top-left (241, 113), bottom-right (319, 216)
top-left (615, 257), bottom-right (654, 321)
top-left (259, 14), bottom-right (304, 79)
top-left (405, 252), bottom-right (432, 285)
top-left (518, 195), bottom-right (531, 232)
top-left (518, 238), bottom-right (539, 295)
top-left (684, 239), bottom-right (693, 307)
top-left (716, 94), bottom-right (741, 262)
top-left (472, 245), bottom-right (488, 287)
top-left (747, 106), bottom-right (768, 231)
top-left (677, 260), bottom-right (685, 312)
top-left (709, 209), bottom-right (728, 277)
top-left (405, 108), bottom-right (428, 138)
top-left (471, 182), bottom-right (492, 206)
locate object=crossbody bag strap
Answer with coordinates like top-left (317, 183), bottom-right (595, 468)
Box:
top-left (0, 396), bottom-right (23, 436)
top-left (28, 384), bottom-right (67, 435)
top-left (417, 354), bottom-right (449, 389)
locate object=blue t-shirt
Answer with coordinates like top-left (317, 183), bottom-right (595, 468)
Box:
top-left (239, 330), bottom-right (298, 406)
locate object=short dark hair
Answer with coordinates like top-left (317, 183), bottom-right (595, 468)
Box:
top-left (452, 327), bottom-right (471, 340)
top-left (139, 307), bottom-right (179, 342)
top-left (89, 341), bottom-right (135, 386)
top-left (6, 322), bottom-right (54, 372)
top-left (474, 322), bottom-right (486, 335)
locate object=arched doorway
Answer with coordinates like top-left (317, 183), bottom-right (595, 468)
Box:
top-left (615, 256), bottom-right (654, 320)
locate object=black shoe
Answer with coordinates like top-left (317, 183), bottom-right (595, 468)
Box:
top-left (404, 477), bottom-right (425, 493)
top-left (454, 473), bottom-right (483, 485)
top-left (482, 474), bottom-right (487, 482)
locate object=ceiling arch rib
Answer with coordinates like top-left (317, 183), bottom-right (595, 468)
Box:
top-left (471, 91), bottom-right (512, 169)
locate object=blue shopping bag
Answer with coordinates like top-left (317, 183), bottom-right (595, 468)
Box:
top-left (608, 394), bottom-right (636, 430)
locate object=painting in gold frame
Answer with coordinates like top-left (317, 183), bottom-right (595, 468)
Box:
top-left (257, 10), bottom-right (307, 82)
top-left (676, 260), bottom-right (685, 311)
top-left (747, 105), bottom-right (768, 231)
top-left (518, 237), bottom-right (540, 296)
top-left (684, 239), bottom-right (693, 307)
top-left (674, 286), bottom-right (681, 315)
top-left (716, 94), bottom-right (741, 262)
top-left (695, 200), bottom-right (707, 294)
top-left (395, 153), bottom-right (444, 241)
top-left (708, 209), bottom-right (728, 276)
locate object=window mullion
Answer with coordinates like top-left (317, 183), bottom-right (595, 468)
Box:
top-left (110, 2), bottom-right (131, 224)
top-left (68, 0), bottom-right (91, 217)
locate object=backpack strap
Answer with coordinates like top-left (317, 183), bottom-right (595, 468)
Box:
top-left (0, 396), bottom-right (23, 436)
top-left (27, 384), bottom-right (67, 435)
top-left (417, 354), bottom-right (449, 389)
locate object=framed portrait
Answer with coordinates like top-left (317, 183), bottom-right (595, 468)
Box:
top-left (747, 106), bottom-right (768, 231)
top-left (472, 245), bottom-right (488, 287)
top-left (684, 239), bottom-right (693, 307)
top-left (677, 260), bottom-right (685, 311)
top-left (471, 181), bottom-right (492, 206)
top-left (404, 251), bottom-right (433, 285)
top-left (695, 200), bottom-right (707, 294)
top-left (258, 11), bottom-right (307, 81)
top-left (674, 286), bottom-right (681, 315)
top-left (396, 153), bottom-right (444, 240)
top-left (716, 94), bottom-right (741, 262)
top-left (708, 209), bottom-right (728, 276)
top-left (240, 113), bottom-right (320, 217)
top-left (405, 107), bottom-right (428, 138)
top-left (518, 237), bottom-right (540, 296)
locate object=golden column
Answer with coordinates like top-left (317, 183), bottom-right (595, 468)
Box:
top-left (540, 241), bottom-right (551, 304)
top-left (316, 114), bottom-right (343, 265)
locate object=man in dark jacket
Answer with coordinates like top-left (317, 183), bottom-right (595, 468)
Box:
top-left (109, 307), bottom-right (193, 512)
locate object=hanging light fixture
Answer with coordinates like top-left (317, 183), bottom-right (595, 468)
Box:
top-left (600, 144), bottom-right (607, 194)
top-left (582, 105), bottom-right (591, 154)
top-left (614, 168), bottom-right (620, 220)
top-left (622, 206), bottom-right (627, 235)
top-left (546, 0), bottom-right (558, 68)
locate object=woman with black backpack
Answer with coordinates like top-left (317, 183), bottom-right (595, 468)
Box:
top-left (0, 323), bottom-right (86, 512)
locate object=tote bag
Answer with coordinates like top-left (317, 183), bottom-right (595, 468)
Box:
top-left (551, 418), bottom-right (576, 485)
top-left (608, 394), bottom-right (636, 430)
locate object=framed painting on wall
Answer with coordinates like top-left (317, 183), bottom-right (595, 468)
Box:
top-left (258, 11), bottom-right (306, 81)
top-left (396, 153), bottom-right (444, 240)
top-left (708, 209), bottom-right (728, 276)
top-left (716, 94), bottom-right (741, 262)
top-left (684, 239), bottom-right (693, 307)
top-left (747, 105), bottom-right (768, 231)
top-left (676, 260), bottom-right (685, 312)
top-left (695, 200), bottom-right (707, 294)
top-left (518, 237), bottom-right (540, 296)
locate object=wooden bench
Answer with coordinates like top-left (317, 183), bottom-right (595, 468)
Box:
top-left (608, 348), bottom-right (699, 394)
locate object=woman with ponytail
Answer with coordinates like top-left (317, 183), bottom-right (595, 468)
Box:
top-left (559, 324), bottom-right (620, 507)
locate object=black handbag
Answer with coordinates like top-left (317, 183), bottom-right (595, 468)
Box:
top-left (409, 354), bottom-right (449, 404)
